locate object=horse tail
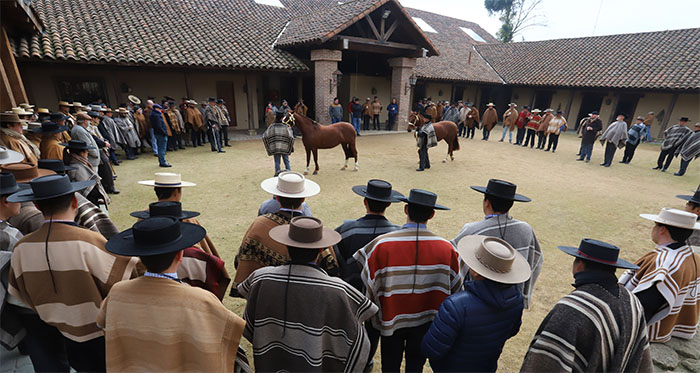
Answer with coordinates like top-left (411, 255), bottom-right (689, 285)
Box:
top-left (452, 134), bottom-right (460, 151)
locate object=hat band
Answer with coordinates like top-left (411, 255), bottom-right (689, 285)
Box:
top-left (475, 251), bottom-right (508, 273)
top-left (576, 249), bottom-right (617, 265)
top-left (154, 181), bottom-right (182, 186)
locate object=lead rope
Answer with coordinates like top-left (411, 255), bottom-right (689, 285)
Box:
top-left (45, 216), bottom-right (57, 292)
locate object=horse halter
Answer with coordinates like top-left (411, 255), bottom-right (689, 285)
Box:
top-left (408, 114), bottom-right (420, 130)
top-left (282, 112), bottom-right (296, 126)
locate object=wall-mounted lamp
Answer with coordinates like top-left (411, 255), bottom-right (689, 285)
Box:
top-left (382, 9), bottom-right (391, 19)
top-left (371, 87), bottom-right (377, 95)
top-left (330, 69), bottom-right (343, 94)
top-left (404, 74), bottom-right (417, 95)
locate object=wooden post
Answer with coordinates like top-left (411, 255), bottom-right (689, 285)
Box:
top-left (0, 26), bottom-right (28, 106)
top-left (564, 88), bottom-right (575, 120)
top-left (0, 57), bottom-right (16, 110)
top-left (245, 74), bottom-right (256, 135)
top-left (658, 93), bottom-right (678, 138)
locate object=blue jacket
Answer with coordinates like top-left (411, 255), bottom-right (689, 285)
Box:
top-left (387, 103), bottom-right (398, 116)
top-left (421, 279), bottom-right (524, 372)
top-left (149, 110), bottom-right (168, 136)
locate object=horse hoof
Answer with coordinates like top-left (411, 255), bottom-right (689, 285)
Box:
top-left (303, 171), bottom-right (309, 175)
top-left (340, 166), bottom-right (347, 171)
top-left (353, 168), bottom-right (358, 172)
top-left (313, 171), bottom-right (318, 175)
top-left (442, 160), bottom-right (447, 163)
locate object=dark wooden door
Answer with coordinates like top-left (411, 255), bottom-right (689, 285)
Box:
top-left (216, 81), bottom-right (236, 127)
top-left (576, 93), bottom-right (604, 130)
top-left (613, 94), bottom-right (640, 126)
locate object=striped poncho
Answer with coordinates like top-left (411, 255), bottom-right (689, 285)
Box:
top-left (521, 279), bottom-right (652, 372)
top-left (619, 244), bottom-right (700, 342)
top-left (676, 129), bottom-right (700, 161)
top-left (661, 124), bottom-right (693, 150)
top-left (262, 122), bottom-right (294, 156)
top-left (353, 226), bottom-right (468, 336)
top-left (239, 264), bottom-right (378, 372)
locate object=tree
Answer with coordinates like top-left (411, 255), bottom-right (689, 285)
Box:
top-left (484, 0), bottom-right (546, 43)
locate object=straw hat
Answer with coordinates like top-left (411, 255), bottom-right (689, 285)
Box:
top-left (19, 103), bottom-right (34, 109)
top-left (58, 101), bottom-right (72, 107)
top-left (487, 103), bottom-right (495, 107)
top-left (260, 171), bottom-right (320, 198)
top-left (138, 172), bottom-right (196, 188)
top-left (269, 216), bottom-right (341, 249)
top-left (531, 109), bottom-right (541, 113)
top-left (37, 108), bottom-right (50, 114)
top-left (11, 107), bottom-right (32, 116)
top-left (128, 95), bottom-right (142, 105)
top-left (640, 208), bottom-right (700, 230)
top-left (457, 235), bottom-right (531, 284)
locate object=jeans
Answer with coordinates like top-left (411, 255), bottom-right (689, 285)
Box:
top-left (363, 115), bottom-right (370, 130)
top-left (418, 142), bottom-right (430, 170)
top-left (149, 128), bottom-right (158, 155)
top-left (352, 117), bottom-right (361, 135)
top-left (546, 133), bottom-right (559, 151)
top-left (208, 127), bottom-right (222, 151)
top-left (458, 123), bottom-right (466, 137)
top-left (155, 134), bottom-right (168, 165)
top-left (500, 126), bottom-right (513, 142)
top-left (466, 126), bottom-right (475, 138)
top-left (274, 154), bottom-right (290, 175)
top-left (124, 146), bottom-right (136, 159)
top-left (331, 116), bottom-right (341, 124)
top-left (580, 142), bottom-right (594, 160)
top-left (482, 127), bottom-right (491, 140)
top-left (372, 114), bottom-right (380, 130)
top-left (645, 126), bottom-right (653, 142)
top-left (603, 141), bottom-right (617, 165)
top-left (380, 323), bottom-right (430, 372)
top-left (387, 114), bottom-right (396, 130)
top-left (622, 142), bottom-right (638, 163)
top-left (515, 127), bottom-right (525, 144)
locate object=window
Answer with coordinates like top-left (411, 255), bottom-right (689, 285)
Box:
top-left (460, 27), bottom-right (486, 42)
top-left (55, 78), bottom-right (108, 106)
top-left (255, 0), bottom-right (284, 7)
top-left (412, 17), bottom-right (437, 33)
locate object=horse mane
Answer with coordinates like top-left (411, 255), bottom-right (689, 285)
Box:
top-left (294, 111), bottom-right (320, 128)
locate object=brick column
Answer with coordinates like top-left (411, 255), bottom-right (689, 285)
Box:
top-left (388, 57), bottom-right (417, 131)
top-left (310, 49), bottom-right (342, 124)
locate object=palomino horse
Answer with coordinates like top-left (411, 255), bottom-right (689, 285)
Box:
top-left (407, 112), bottom-right (460, 162)
top-left (283, 112), bottom-right (358, 175)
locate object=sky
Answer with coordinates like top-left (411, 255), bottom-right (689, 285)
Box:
top-left (398, 0), bottom-right (700, 41)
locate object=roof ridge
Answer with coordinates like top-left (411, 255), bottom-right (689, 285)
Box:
top-left (471, 45), bottom-right (505, 84)
top-left (405, 7), bottom-right (482, 28)
top-left (476, 27), bottom-right (700, 47)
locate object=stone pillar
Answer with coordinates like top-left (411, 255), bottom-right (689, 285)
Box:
top-left (388, 57), bottom-right (417, 131)
top-left (310, 49), bottom-right (342, 123)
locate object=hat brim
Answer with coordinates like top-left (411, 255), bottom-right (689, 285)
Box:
top-left (9, 167), bottom-right (55, 183)
top-left (59, 143), bottom-right (96, 150)
top-left (351, 185), bottom-right (404, 203)
top-left (676, 194), bottom-right (700, 204)
top-left (106, 222), bottom-right (206, 256)
top-left (397, 196), bottom-right (449, 210)
top-left (0, 150), bottom-right (25, 165)
top-left (470, 186), bottom-right (531, 202)
top-left (130, 210), bottom-right (200, 220)
top-left (138, 180), bottom-right (196, 188)
top-left (458, 235), bottom-right (531, 284)
top-left (34, 126), bottom-right (69, 134)
top-left (640, 214), bottom-right (700, 230)
top-left (38, 164), bottom-right (76, 172)
top-left (7, 180), bottom-right (94, 203)
top-left (557, 245), bottom-right (639, 270)
top-left (260, 177), bottom-right (320, 198)
top-left (0, 185), bottom-right (21, 195)
top-left (268, 224), bottom-right (341, 249)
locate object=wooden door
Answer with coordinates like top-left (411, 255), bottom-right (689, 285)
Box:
top-left (216, 81), bottom-right (237, 127)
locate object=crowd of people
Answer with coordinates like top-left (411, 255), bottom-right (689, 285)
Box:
top-left (411, 98), bottom-right (699, 176)
top-left (1, 121), bottom-right (699, 372)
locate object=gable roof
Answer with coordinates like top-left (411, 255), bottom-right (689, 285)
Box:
top-left (405, 8), bottom-right (502, 84)
top-left (475, 28), bottom-right (700, 91)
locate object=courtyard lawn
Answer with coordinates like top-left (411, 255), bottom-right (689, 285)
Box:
top-left (108, 130), bottom-right (697, 372)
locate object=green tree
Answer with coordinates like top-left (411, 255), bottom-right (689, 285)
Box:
top-left (485, 0), bottom-right (545, 43)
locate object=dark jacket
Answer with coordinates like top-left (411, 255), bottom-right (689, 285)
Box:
top-left (351, 103), bottom-right (363, 117)
top-left (149, 110), bottom-right (168, 136)
top-left (387, 103), bottom-right (398, 116)
top-left (581, 117), bottom-right (603, 144)
top-left (421, 279), bottom-right (524, 372)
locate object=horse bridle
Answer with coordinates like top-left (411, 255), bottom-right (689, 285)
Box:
top-left (282, 112), bottom-right (296, 126)
top-left (408, 113), bottom-right (422, 130)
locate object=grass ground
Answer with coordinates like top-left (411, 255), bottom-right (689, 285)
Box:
top-left (108, 130), bottom-right (697, 372)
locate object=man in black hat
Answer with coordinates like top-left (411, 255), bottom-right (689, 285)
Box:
top-left (239, 216), bottom-right (378, 372)
top-left (598, 113), bottom-right (628, 167)
top-left (334, 179), bottom-right (404, 370)
top-left (452, 179), bottom-right (542, 308)
top-left (654, 117), bottom-right (691, 172)
top-left (204, 97), bottom-right (224, 153)
top-left (7, 174), bottom-right (137, 371)
top-left (678, 190), bottom-right (700, 248)
top-left (98, 217), bottom-right (246, 372)
top-left (216, 99), bottom-right (231, 147)
top-left (353, 189), bottom-right (467, 372)
top-left (576, 111), bottom-right (603, 163)
top-left (49, 112), bottom-right (72, 143)
top-left (673, 122), bottom-right (700, 176)
top-left (521, 239), bottom-right (652, 372)
top-left (36, 121), bottom-right (69, 161)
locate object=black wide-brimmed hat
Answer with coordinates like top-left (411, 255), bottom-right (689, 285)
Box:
top-left (558, 238), bottom-right (638, 269)
top-left (471, 179), bottom-right (531, 202)
top-left (106, 217), bottom-right (206, 257)
top-left (37, 159), bottom-right (76, 173)
top-left (7, 174), bottom-right (93, 203)
top-left (130, 201), bottom-right (200, 220)
top-left (352, 179), bottom-right (404, 203)
top-left (49, 113), bottom-right (68, 122)
top-left (0, 172), bottom-right (21, 196)
top-left (60, 140), bottom-right (96, 150)
top-left (399, 189), bottom-right (449, 210)
top-left (677, 190), bottom-right (700, 205)
top-left (33, 121), bottom-right (68, 134)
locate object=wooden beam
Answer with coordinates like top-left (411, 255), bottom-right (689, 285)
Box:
top-left (380, 17), bottom-right (385, 38)
top-left (383, 20), bottom-right (399, 42)
top-left (659, 92), bottom-right (678, 138)
top-left (364, 15), bottom-right (381, 40)
top-left (0, 56), bottom-right (17, 111)
top-left (339, 36), bottom-right (421, 51)
top-left (0, 26), bottom-right (28, 105)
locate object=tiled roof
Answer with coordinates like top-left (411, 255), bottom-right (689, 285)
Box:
top-left (475, 28), bottom-right (700, 90)
top-left (406, 8), bottom-right (503, 84)
top-left (11, 0), bottom-right (309, 71)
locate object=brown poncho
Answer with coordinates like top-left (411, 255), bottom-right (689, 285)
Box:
top-left (481, 107), bottom-right (498, 130)
top-left (503, 107), bottom-right (518, 130)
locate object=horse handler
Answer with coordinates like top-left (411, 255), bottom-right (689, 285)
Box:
top-left (262, 110), bottom-right (295, 176)
top-left (417, 121), bottom-right (437, 171)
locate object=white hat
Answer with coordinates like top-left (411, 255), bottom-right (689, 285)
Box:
top-left (531, 109), bottom-right (541, 113)
top-left (487, 103), bottom-right (495, 106)
top-left (509, 103), bottom-right (517, 107)
top-left (260, 171), bottom-right (320, 198)
top-left (0, 146), bottom-right (24, 165)
top-left (640, 208), bottom-right (700, 230)
top-left (457, 235), bottom-right (531, 284)
top-left (544, 108), bottom-right (554, 113)
top-left (138, 172), bottom-right (196, 188)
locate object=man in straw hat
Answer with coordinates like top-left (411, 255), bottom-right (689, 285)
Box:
top-left (130, 201), bottom-right (230, 300)
top-left (619, 208), bottom-right (700, 342)
top-left (521, 239), bottom-right (652, 372)
top-left (98, 217), bottom-right (246, 372)
top-left (598, 113), bottom-right (628, 167)
top-left (453, 179), bottom-right (542, 308)
top-left (654, 117), bottom-right (693, 172)
top-left (677, 189), bottom-right (700, 249)
top-left (0, 113), bottom-right (39, 166)
top-left (233, 171), bottom-right (339, 294)
top-left (500, 103), bottom-right (518, 143)
top-left (481, 103), bottom-right (497, 141)
top-left (6, 174), bottom-right (137, 371)
top-left (71, 113), bottom-right (103, 169)
top-left (183, 100), bottom-right (203, 147)
top-left (544, 110), bottom-right (567, 152)
top-left (674, 122), bottom-right (700, 176)
top-left (422, 236), bottom-right (530, 372)
top-left (57, 101), bottom-right (76, 128)
top-left (354, 189), bottom-right (468, 372)
top-left (114, 107), bottom-right (141, 160)
top-left (238, 216), bottom-right (378, 371)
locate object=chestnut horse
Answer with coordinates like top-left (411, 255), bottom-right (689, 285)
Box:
top-left (283, 112), bottom-right (358, 175)
top-left (407, 112), bottom-right (460, 162)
